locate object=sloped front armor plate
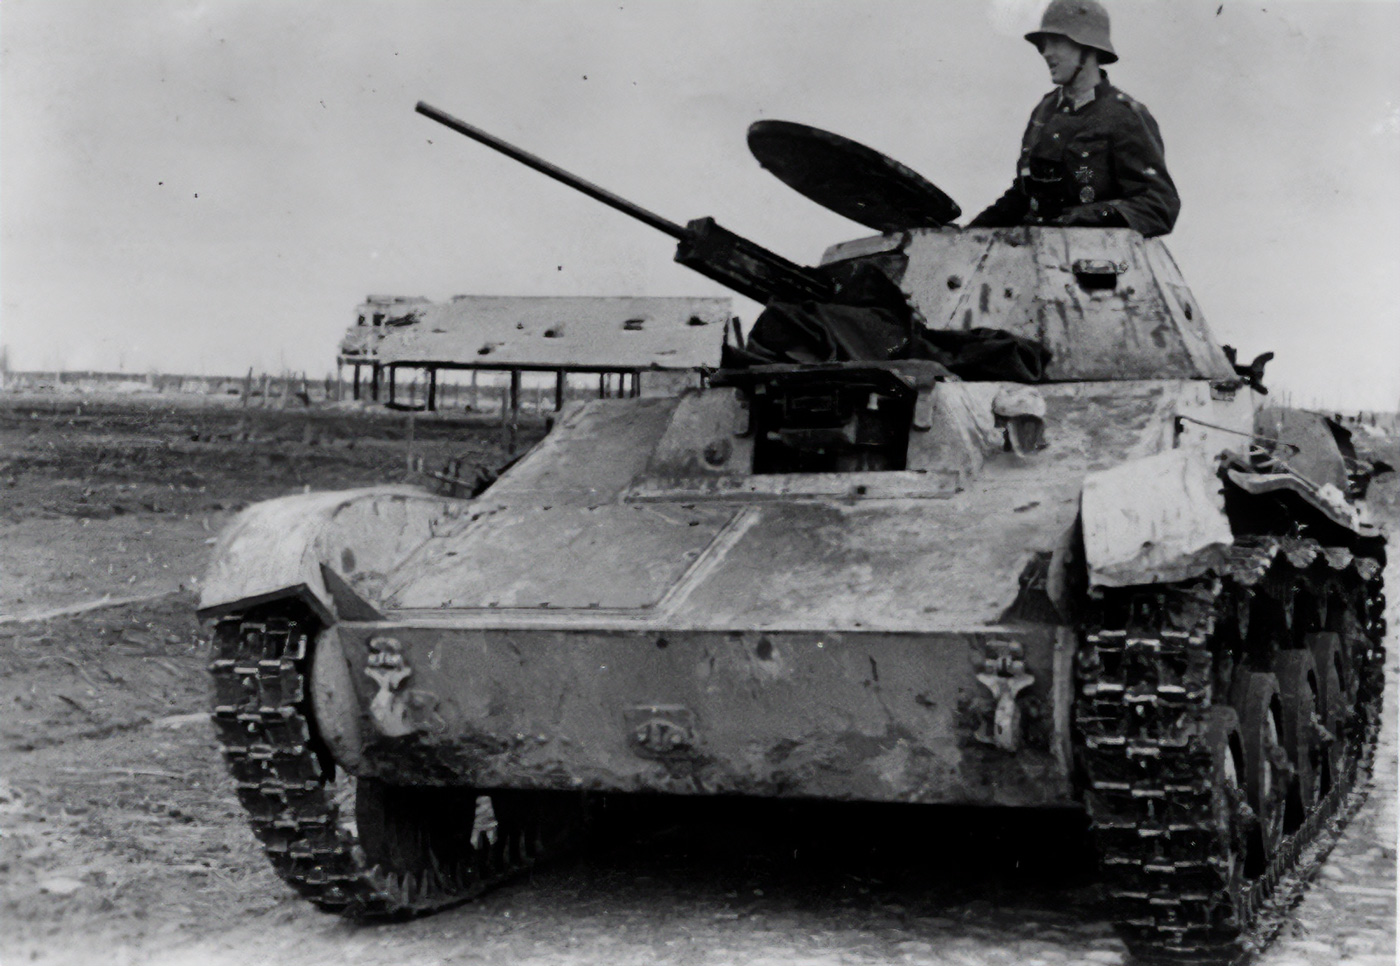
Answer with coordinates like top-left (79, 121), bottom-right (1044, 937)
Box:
top-left (380, 504), bottom-right (745, 612)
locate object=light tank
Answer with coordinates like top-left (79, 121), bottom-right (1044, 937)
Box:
top-left (200, 105), bottom-right (1388, 963)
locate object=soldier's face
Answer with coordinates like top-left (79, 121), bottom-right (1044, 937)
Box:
top-left (1038, 36), bottom-right (1084, 86)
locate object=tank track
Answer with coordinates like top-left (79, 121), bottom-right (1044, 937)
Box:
top-left (209, 612), bottom-right (580, 916)
top-left (1076, 536), bottom-right (1386, 964)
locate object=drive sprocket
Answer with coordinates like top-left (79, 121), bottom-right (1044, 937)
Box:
top-left (209, 610), bottom-right (584, 916)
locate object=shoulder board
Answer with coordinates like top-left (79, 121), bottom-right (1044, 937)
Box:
top-left (1030, 90), bottom-right (1059, 119)
top-left (1109, 87), bottom-right (1148, 115)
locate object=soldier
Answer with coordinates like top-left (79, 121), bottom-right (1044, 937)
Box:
top-left (967, 0), bottom-right (1180, 237)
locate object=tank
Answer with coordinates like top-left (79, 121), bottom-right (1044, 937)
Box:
top-left (199, 108), bottom-right (1388, 963)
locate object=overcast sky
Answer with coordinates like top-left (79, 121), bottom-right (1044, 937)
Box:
top-left (2, 0), bottom-right (1398, 410)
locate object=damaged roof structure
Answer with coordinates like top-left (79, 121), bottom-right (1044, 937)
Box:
top-left (338, 294), bottom-right (734, 413)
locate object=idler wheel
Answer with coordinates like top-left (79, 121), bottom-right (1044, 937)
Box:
top-left (1230, 670), bottom-right (1287, 874)
top-left (1271, 650), bottom-right (1322, 830)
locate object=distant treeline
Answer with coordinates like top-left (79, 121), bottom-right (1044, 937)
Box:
top-left (2, 370), bottom-right (246, 396)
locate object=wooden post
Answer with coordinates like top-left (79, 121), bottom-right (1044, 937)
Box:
top-left (243, 367), bottom-right (253, 408)
top-left (470, 370), bottom-right (479, 410)
top-left (428, 368), bottom-right (438, 412)
top-left (260, 372), bottom-right (271, 408)
top-left (352, 364), bottom-right (361, 401)
top-left (371, 363), bottom-right (381, 402)
top-left (509, 369), bottom-right (522, 426)
top-left (555, 370), bottom-right (566, 411)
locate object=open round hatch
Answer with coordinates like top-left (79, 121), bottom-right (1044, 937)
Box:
top-left (747, 120), bottom-right (960, 232)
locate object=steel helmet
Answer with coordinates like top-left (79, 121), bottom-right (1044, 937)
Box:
top-left (1025, 0), bottom-right (1117, 64)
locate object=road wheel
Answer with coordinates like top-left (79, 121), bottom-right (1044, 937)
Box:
top-left (1231, 671), bottom-right (1286, 875)
top-left (1272, 650), bottom-right (1322, 830)
top-left (1202, 706), bottom-right (1249, 933)
top-left (1306, 631), bottom-right (1347, 793)
top-left (1307, 631), bottom-right (1347, 707)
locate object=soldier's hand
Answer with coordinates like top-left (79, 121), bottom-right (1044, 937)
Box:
top-left (1053, 205), bottom-right (1128, 228)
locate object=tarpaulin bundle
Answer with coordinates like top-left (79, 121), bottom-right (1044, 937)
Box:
top-left (721, 265), bottom-right (1052, 382)
top-left (919, 326), bottom-right (1053, 383)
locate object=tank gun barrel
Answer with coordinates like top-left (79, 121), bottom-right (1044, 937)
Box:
top-left (416, 101), bottom-right (833, 305)
top-left (415, 102), bottom-right (687, 241)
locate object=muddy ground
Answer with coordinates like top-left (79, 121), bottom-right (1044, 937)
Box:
top-left (1, 394), bottom-right (1394, 966)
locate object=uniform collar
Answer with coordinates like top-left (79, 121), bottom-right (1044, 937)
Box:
top-left (1057, 70), bottom-right (1112, 112)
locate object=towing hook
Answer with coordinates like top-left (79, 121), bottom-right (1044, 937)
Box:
top-left (973, 640), bottom-right (1035, 753)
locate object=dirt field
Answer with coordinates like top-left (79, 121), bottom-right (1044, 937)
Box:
top-left (1, 394), bottom-right (1394, 966)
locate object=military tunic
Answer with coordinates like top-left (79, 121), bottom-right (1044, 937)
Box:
top-left (968, 72), bottom-right (1179, 237)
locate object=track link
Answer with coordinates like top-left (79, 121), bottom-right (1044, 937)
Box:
top-left (1076, 537), bottom-right (1385, 964)
top-left (209, 612), bottom-right (580, 916)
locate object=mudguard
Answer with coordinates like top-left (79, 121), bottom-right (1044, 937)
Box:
top-left (1080, 448), bottom-right (1233, 588)
top-left (1234, 407), bottom-right (1379, 535)
top-left (197, 486), bottom-right (465, 622)
top-left (1225, 468), bottom-right (1371, 535)
top-left (1254, 408), bottom-right (1348, 493)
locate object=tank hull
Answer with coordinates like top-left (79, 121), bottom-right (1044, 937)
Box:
top-left (204, 375), bottom-right (1257, 811)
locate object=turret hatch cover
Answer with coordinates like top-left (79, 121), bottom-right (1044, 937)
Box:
top-left (747, 120), bottom-right (960, 232)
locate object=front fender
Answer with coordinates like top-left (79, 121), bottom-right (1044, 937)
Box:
top-left (1080, 448), bottom-right (1233, 589)
top-left (197, 486), bottom-right (468, 622)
